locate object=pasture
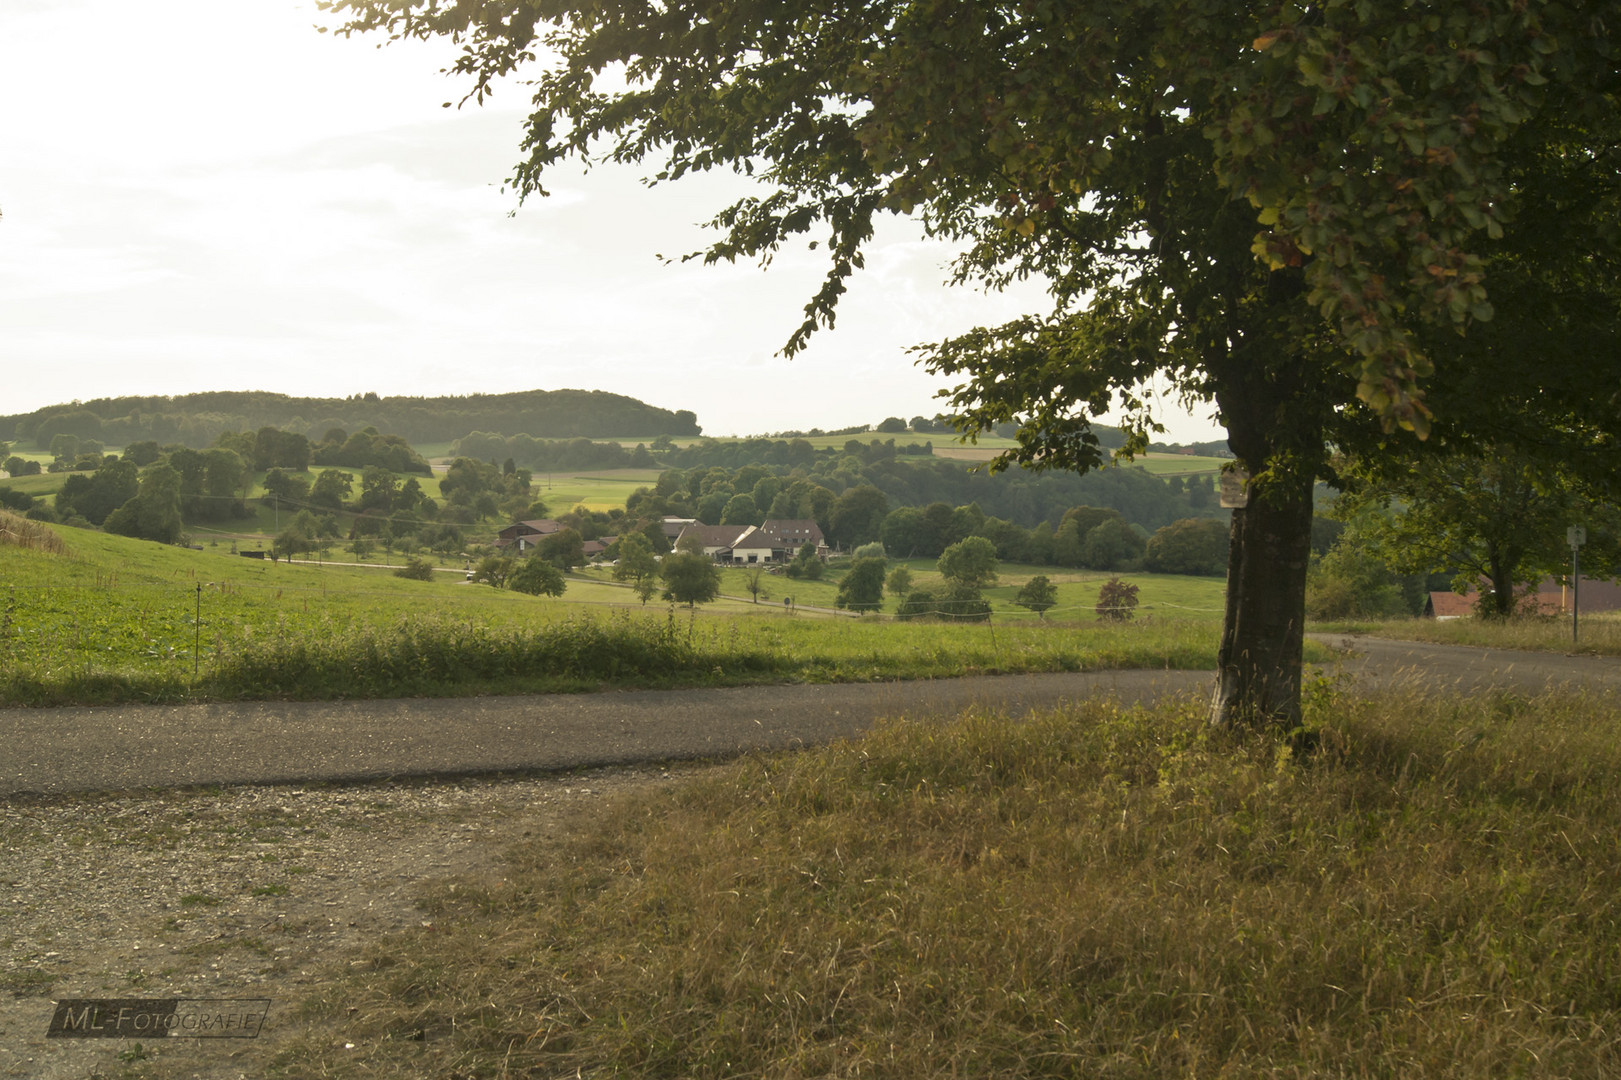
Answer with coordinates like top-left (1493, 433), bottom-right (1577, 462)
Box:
top-left (0, 516), bottom-right (1234, 707)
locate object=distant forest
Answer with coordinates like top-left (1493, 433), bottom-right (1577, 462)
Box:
top-left (1, 389), bottom-right (702, 450)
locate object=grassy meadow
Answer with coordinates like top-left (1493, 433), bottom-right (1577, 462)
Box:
top-left (0, 515), bottom-right (1237, 707)
top-left (261, 684), bottom-right (1621, 1078)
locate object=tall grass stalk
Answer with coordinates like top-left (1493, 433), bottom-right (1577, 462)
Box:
top-left (285, 688), bottom-right (1621, 1077)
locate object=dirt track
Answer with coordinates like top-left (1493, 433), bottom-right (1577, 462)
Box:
top-left (2, 636), bottom-right (1618, 798)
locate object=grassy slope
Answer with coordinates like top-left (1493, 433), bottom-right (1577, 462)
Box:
top-left (0, 521), bottom-right (1234, 706)
top-left (272, 686), bottom-right (1621, 1078)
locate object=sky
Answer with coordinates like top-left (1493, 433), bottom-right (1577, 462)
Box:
top-left (0, 0), bottom-right (1225, 444)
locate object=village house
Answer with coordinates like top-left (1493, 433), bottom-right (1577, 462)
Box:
top-left (494, 519), bottom-right (561, 552)
top-left (1425, 575), bottom-right (1621, 619)
top-left (673, 523), bottom-right (754, 561)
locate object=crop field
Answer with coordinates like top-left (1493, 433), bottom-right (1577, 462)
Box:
top-left (528, 468), bottom-right (664, 511)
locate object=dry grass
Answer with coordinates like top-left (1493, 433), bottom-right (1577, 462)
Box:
top-left (269, 686), bottom-right (1621, 1078)
top-left (0, 510), bottom-right (66, 555)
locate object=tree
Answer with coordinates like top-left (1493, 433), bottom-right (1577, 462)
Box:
top-left (511, 557), bottom-right (567, 596)
top-left (1145, 519), bottom-right (1230, 577)
top-left (720, 493), bottom-right (763, 527)
top-left (613, 531), bottom-right (660, 592)
top-left (359, 465), bottom-right (401, 513)
top-left (743, 566), bottom-right (769, 604)
top-left (327, 1), bottom-right (1620, 727)
top-left (661, 550), bottom-right (722, 607)
top-left (785, 541), bottom-right (822, 581)
top-left (1096, 578), bottom-right (1141, 622)
top-left (937, 537), bottom-right (998, 591)
top-left (470, 555), bottom-right (515, 588)
top-left (836, 557), bottom-right (888, 614)
top-left (885, 565), bottom-right (913, 598)
top-left (262, 468), bottom-right (311, 507)
top-left (828, 485), bottom-right (889, 551)
top-left (310, 469), bottom-right (354, 513)
top-left (1014, 575), bottom-right (1058, 619)
top-left (538, 527), bottom-right (585, 569)
top-left (393, 556), bottom-right (435, 581)
top-left (1081, 518), bottom-right (1147, 572)
top-left (55, 458), bottom-right (139, 527)
top-left (103, 464), bottom-right (183, 544)
top-left (1336, 451), bottom-right (1619, 618)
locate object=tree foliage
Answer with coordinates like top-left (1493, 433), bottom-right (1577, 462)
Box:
top-left (1014, 575), bottom-right (1058, 618)
top-left (937, 537), bottom-right (999, 591)
top-left (323, 0), bottom-right (1620, 726)
top-left (835, 557), bottom-right (888, 613)
top-left (660, 550), bottom-right (723, 606)
top-left (1336, 451), bottom-right (1620, 617)
top-left (511, 557), bottom-right (567, 596)
top-left (1096, 577), bottom-right (1141, 622)
top-left (1145, 519), bottom-right (1231, 577)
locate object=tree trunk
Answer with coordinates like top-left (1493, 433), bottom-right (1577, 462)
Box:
top-left (1211, 472), bottom-right (1314, 730)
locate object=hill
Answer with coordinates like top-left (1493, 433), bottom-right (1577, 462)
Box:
top-left (1, 389), bottom-right (702, 450)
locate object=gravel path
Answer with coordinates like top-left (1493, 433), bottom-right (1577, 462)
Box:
top-left (3, 638), bottom-right (1618, 799)
top-left (3, 639), bottom-right (1618, 1079)
top-left (0, 670), bottom-right (1212, 798)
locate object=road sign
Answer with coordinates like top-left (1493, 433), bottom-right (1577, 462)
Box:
top-left (1568, 526), bottom-right (1587, 548)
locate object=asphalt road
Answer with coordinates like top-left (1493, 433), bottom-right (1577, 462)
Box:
top-left (2, 637), bottom-right (1617, 797)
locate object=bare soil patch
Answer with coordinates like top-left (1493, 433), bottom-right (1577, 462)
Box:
top-left (0, 766), bottom-right (685, 1080)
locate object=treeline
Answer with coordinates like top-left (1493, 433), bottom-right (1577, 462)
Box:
top-left (2, 389), bottom-right (702, 451)
top-left (654, 437), bottom-right (1222, 532)
top-left (451, 432), bottom-right (664, 472)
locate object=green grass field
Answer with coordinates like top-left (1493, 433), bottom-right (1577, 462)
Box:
top-left (0, 515), bottom-right (1238, 707)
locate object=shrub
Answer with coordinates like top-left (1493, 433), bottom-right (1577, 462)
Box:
top-left (1096, 576), bottom-right (1140, 621)
top-left (896, 589), bottom-right (938, 620)
top-left (393, 557), bottom-right (435, 581)
top-left (1014, 575), bottom-right (1058, 618)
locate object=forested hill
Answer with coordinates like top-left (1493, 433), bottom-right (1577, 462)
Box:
top-left (1, 390), bottom-right (702, 449)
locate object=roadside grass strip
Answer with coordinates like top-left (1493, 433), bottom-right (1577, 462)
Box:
top-left (280, 687), bottom-right (1621, 1077)
top-left (1314, 614), bottom-right (1621, 659)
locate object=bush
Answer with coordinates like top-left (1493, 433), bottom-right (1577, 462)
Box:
top-left (393, 557), bottom-right (435, 581)
top-left (1096, 576), bottom-right (1140, 621)
top-left (937, 582), bottom-right (993, 622)
top-left (1014, 575), bottom-right (1058, 617)
top-left (896, 589), bottom-right (938, 620)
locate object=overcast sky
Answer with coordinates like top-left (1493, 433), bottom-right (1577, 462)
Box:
top-left (0, 0), bottom-right (1224, 443)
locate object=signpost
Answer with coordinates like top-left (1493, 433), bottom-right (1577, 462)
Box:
top-left (1568, 526), bottom-right (1586, 645)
